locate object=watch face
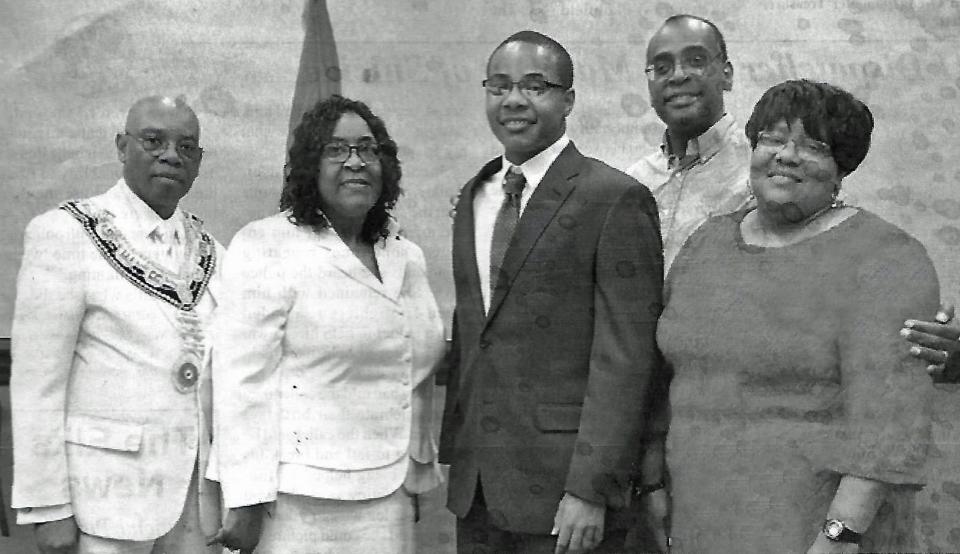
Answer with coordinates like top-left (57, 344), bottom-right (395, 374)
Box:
top-left (823, 519), bottom-right (844, 539)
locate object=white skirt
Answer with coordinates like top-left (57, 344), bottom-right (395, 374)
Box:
top-left (255, 488), bottom-right (416, 554)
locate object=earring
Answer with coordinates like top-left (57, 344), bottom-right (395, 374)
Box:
top-left (830, 188), bottom-right (844, 209)
top-left (315, 208), bottom-right (333, 227)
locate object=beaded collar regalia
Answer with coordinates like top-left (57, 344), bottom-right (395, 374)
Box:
top-left (59, 199), bottom-right (216, 310)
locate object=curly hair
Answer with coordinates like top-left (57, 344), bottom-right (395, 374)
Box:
top-left (281, 94), bottom-right (402, 243)
top-left (744, 79), bottom-right (874, 176)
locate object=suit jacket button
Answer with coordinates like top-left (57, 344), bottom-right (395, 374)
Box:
top-left (175, 362), bottom-right (199, 392)
top-left (479, 339), bottom-right (491, 349)
top-left (480, 416), bottom-right (500, 433)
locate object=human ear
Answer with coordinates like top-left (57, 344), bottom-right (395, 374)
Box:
top-left (563, 89), bottom-right (576, 117)
top-left (115, 133), bottom-right (128, 163)
top-left (721, 61), bottom-right (734, 92)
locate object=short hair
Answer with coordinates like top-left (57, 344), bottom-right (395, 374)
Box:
top-left (662, 14), bottom-right (728, 61)
top-left (744, 79), bottom-right (874, 176)
top-left (124, 95), bottom-right (199, 134)
top-left (488, 30), bottom-right (574, 89)
top-left (282, 95), bottom-right (402, 243)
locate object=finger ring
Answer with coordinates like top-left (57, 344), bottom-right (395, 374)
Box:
top-left (943, 350), bottom-right (950, 361)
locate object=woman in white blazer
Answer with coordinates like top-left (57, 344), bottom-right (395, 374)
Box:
top-left (208, 95), bottom-right (445, 554)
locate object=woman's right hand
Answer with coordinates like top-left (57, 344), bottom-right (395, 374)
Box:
top-left (207, 503), bottom-right (267, 554)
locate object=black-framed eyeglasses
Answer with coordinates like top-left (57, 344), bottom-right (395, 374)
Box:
top-left (644, 51), bottom-right (725, 82)
top-left (321, 140), bottom-right (381, 164)
top-left (482, 75), bottom-right (568, 97)
top-left (123, 132), bottom-right (203, 161)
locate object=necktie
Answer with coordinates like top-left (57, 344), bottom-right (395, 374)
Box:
top-left (151, 224), bottom-right (181, 271)
top-left (489, 165), bottom-right (526, 294)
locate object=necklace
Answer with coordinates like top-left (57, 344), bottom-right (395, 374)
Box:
top-left (795, 201), bottom-right (839, 226)
top-left (747, 198), bottom-right (848, 246)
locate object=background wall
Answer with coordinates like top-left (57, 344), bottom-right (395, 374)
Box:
top-left (2, 0), bottom-right (960, 549)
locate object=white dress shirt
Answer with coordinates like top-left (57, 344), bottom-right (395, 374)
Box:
top-left (625, 114), bottom-right (751, 273)
top-left (473, 134), bottom-right (570, 313)
top-left (116, 179), bottom-right (187, 273)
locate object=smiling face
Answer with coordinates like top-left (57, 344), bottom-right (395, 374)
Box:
top-left (317, 112), bottom-right (383, 226)
top-left (116, 97), bottom-right (201, 218)
top-left (646, 18), bottom-right (732, 141)
top-left (750, 118), bottom-right (842, 223)
top-left (485, 40), bottom-right (575, 164)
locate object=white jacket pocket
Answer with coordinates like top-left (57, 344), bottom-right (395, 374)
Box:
top-left (65, 414), bottom-right (143, 452)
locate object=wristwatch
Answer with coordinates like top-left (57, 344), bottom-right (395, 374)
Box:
top-left (632, 478), bottom-right (667, 497)
top-left (822, 519), bottom-right (862, 544)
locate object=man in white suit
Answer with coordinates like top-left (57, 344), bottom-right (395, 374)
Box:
top-left (10, 95), bottom-right (222, 554)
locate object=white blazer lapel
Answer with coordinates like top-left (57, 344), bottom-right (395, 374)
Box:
top-left (314, 229), bottom-right (396, 302)
top-left (89, 189), bottom-right (211, 332)
top-left (375, 237), bottom-right (407, 303)
top-left (92, 188), bottom-right (181, 328)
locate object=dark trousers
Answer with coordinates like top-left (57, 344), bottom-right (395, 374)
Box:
top-left (456, 479), bottom-right (632, 553)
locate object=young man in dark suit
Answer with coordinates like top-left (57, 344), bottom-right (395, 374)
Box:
top-left (439, 31), bottom-right (667, 553)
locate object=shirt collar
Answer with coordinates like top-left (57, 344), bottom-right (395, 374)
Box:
top-left (501, 134), bottom-right (570, 187)
top-left (660, 113), bottom-right (735, 168)
top-left (111, 178), bottom-right (185, 241)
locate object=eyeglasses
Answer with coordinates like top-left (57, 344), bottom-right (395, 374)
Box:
top-left (124, 132), bottom-right (203, 161)
top-left (644, 52), bottom-right (725, 82)
top-left (756, 131), bottom-right (833, 159)
top-left (482, 75), bottom-right (568, 97)
top-left (321, 140), bottom-right (381, 164)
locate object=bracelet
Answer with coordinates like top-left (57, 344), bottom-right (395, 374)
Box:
top-left (633, 479), bottom-right (667, 496)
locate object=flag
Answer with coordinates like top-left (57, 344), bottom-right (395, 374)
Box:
top-left (287, 0), bottom-right (341, 151)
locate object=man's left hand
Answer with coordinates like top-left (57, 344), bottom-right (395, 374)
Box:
top-left (552, 493), bottom-right (605, 553)
top-left (902, 302), bottom-right (960, 382)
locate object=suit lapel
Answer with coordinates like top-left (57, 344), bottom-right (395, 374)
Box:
top-left (455, 157), bottom-right (503, 320)
top-left (484, 143), bottom-right (581, 327)
top-left (314, 228), bottom-right (399, 303)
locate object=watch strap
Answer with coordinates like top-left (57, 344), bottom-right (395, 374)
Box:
top-left (632, 479), bottom-right (667, 497)
top-left (823, 519), bottom-right (863, 544)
